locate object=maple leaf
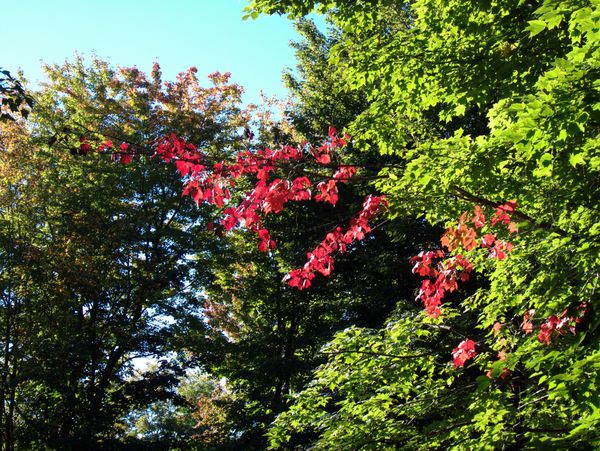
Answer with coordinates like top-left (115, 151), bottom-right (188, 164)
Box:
top-left (442, 214), bottom-right (477, 251)
top-left (257, 228), bottom-right (276, 252)
top-left (315, 153), bottom-right (331, 165)
top-left (98, 140), bottom-right (113, 152)
top-left (473, 206), bottom-right (486, 229)
top-left (410, 250), bottom-right (442, 277)
top-left (451, 339), bottom-right (476, 369)
top-left (481, 233), bottom-right (495, 248)
top-left (441, 227), bottom-right (460, 251)
top-left (521, 309), bottom-right (534, 334)
top-left (489, 240), bottom-right (511, 260)
top-left (460, 226), bottom-right (478, 251)
top-left (328, 126), bottom-right (338, 139)
top-left (315, 180), bottom-right (339, 206)
top-left (500, 200), bottom-right (518, 213)
top-left (79, 142), bottom-right (90, 155)
top-left (538, 322), bottom-right (553, 344)
top-left (176, 160), bottom-right (192, 176)
top-left (121, 153), bottom-right (133, 165)
top-left (333, 166), bottom-right (356, 182)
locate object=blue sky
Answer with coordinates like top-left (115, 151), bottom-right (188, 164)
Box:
top-left (3, 0), bottom-right (320, 104)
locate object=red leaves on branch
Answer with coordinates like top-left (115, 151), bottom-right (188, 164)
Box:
top-left (98, 140), bottom-right (113, 152)
top-left (441, 227), bottom-right (477, 253)
top-left (489, 240), bottom-right (513, 260)
top-left (473, 206), bottom-right (485, 229)
top-left (526, 303), bottom-right (588, 344)
top-left (287, 195), bottom-right (388, 290)
top-left (257, 229), bottom-right (276, 253)
top-left (333, 165), bottom-right (357, 181)
top-left (517, 302), bottom-right (590, 349)
top-left (79, 136), bottom-right (91, 155)
top-left (411, 200), bottom-right (587, 373)
top-left (412, 253), bottom-right (473, 318)
top-left (412, 203), bottom-right (518, 318)
top-left (491, 200), bottom-right (518, 227)
top-left (315, 180), bottom-right (339, 206)
top-left (77, 126), bottom-right (386, 290)
top-left (410, 250), bottom-right (445, 278)
top-left (481, 233), bottom-right (495, 248)
top-left (452, 339), bottom-right (476, 369)
top-left (521, 309), bottom-right (534, 335)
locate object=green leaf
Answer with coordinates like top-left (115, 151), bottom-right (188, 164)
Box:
top-left (526, 20), bottom-right (547, 36)
top-left (569, 153), bottom-right (585, 167)
top-left (476, 375), bottom-right (491, 390)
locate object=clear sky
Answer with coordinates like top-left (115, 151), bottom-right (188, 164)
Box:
top-left (2, 0), bottom-right (316, 104)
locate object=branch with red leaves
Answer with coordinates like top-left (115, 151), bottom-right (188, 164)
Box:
top-left (70, 126), bottom-right (388, 290)
top-left (451, 185), bottom-right (569, 237)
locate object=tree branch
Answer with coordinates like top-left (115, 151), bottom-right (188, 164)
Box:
top-left (451, 185), bottom-right (570, 237)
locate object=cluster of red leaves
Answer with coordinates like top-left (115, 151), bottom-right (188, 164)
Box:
top-left (521, 303), bottom-right (588, 344)
top-left (452, 339), bottom-right (477, 369)
top-left (412, 202), bottom-right (518, 370)
top-left (78, 136), bottom-right (136, 164)
top-left (413, 202), bottom-right (518, 319)
top-left (287, 194), bottom-right (388, 290)
top-left (410, 251), bottom-right (473, 318)
top-left (78, 127), bottom-right (386, 290)
top-left (164, 128), bottom-right (386, 288)
top-left (441, 205), bottom-right (516, 259)
top-left (484, 303), bottom-right (588, 378)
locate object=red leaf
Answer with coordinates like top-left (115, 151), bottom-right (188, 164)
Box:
top-left (452, 339), bottom-right (476, 369)
top-left (473, 206), bottom-right (486, 229)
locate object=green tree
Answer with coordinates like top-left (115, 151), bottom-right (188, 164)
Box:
top-left (247, 0), bottom-right (600, 449)
top-left (121, 370), bottom-right (217, 450)
top-left (0, 56), bottom-right (247, 449)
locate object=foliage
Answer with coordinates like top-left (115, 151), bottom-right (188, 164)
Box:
top-left (0, 68), bottom-right (33, 122)
top-left (121, 370), bottom-right (217, 450)
top-left (126, 17), bottom-right (436, 448)
top-left (0, 56), bottom-right (247, 449)
top-left (248, 0), bottom-right (600, 449)
top-left (2, 0), bottom-right (598, 448)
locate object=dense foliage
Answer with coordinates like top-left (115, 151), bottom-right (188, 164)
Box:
top-left (0, 57), bottom-right (246, 449)
top-left (1, 0), bottom-right (598, 449)
top-left (243, 0), bottom-right (600, 449)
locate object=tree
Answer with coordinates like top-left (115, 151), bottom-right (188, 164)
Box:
top-left (0, 56), bottom-right (248, 449)
top-left (134, 15), bottom-right (438, 449)
top-left (121, 370), bottom-right (216, 450)
top-left (244, 0), bottom-right (600, 449)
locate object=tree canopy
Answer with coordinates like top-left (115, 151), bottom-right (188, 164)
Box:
top-left (1, 0), bottom-right (599, 449)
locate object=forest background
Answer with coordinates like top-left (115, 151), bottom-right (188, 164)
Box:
top-left (0, 0), bottom-right (598, 449)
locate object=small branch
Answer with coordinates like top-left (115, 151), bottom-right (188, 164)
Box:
top-left (451, 185), bottom-right (570, 237)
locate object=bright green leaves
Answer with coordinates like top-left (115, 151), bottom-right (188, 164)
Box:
top-left (268, 314), bottom-right (457, 449)
top-left (569, 152), bottom-right (586, 167)
top-left (250, 0), bottom-right (600, 448)
top-left (527, 19), bottom-right (548, 37)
